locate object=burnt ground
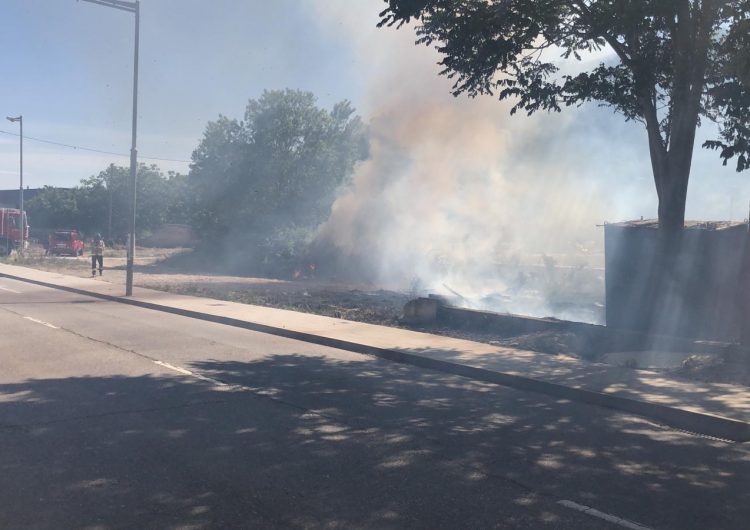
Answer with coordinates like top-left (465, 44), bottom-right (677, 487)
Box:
top-left (4, 244), bottom-right (748, 387)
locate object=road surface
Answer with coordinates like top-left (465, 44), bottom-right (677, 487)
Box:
top-left (1, 277), bottom-right (748, 529)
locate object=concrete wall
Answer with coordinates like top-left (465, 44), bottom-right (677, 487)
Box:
top-left (604, 221), bottom-right (750, 342)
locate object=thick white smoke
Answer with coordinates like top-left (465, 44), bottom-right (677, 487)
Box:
top-left (315, 93), bottom-right (611, 320)
top-left (308, 1), bottom-right (656, 321)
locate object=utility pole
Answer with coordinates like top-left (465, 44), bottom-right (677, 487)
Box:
top-left (105, 165), bottom-right (114, 242)
top-left (80, 0), bottom-right (139, 296)
top-left (108, 184), bottom-right (113, 242)
top-left (6, 115), bottom-right (23, 255)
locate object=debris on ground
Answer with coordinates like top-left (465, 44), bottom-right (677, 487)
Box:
top-left (668, 354), bottom-right (750, 386)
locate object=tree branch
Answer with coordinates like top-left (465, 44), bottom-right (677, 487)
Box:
top-left (567, 0), bottom-right (633, 68)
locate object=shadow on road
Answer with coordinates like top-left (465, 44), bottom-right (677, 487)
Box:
top-left (1, 352), bottom-right (749, 529)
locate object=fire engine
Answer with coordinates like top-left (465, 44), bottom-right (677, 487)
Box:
top-left (0, 208), bottom-right (29, 256)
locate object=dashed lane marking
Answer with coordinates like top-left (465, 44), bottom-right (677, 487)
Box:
top-left (22, 316), bottom-right (59, 329)
top-left (153, 360), bottom-right (228, 387)
top-left (0, 285), bottom-right (21, 293)
top-left (557, 500), bottom-right (652, 530)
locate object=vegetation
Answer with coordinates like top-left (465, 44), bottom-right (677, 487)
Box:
top-left (26, 164), bottom-right (189, 240)
top-left (189, 89), bottom-right (367, 236)
top-left (379, 0), bottom-right (750, 230)
top-left (26, 89), bottom-right (368, 271)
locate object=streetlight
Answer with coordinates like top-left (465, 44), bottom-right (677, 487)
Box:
top-left (80, 0), bottom-right (139, 296)
top-left (6, 115), bottom-right (23, 256)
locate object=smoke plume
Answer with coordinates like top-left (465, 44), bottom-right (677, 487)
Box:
top-left (309, 1), bottom-right (649, 321)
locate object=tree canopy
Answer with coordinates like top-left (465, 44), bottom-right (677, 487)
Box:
top-left (26, 164), bottom-right (188, 238)
top-left (189, 89), bottom-right (368, 237)
top-left (26, 88), bottom-right (367, 271)
top-left (379, 0), bottom-right (750, 229)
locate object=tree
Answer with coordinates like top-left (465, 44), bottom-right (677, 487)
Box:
top-left (25, 187), bottom-right (81, 230)
top-left (189, 89), bottom-right (368, 237)
top-left (80, 163), bottom-right (178, 237)
top-left (27, 163), bottom-right (186, 238)
top-left (379, 1), bottom-right (750, 230)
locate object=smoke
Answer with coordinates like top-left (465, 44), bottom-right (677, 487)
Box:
top-left (315, 94), bottom-right (609, 319)
top-left (308, 1), bottom-right (651, 322)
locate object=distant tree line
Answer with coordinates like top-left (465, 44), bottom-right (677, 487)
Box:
top-left (27, 89), bottom-right (368, 262)
top-left (26, 164), bottom-right (190, 241)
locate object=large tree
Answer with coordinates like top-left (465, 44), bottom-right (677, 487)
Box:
top-left (189, 89), bottom-right (368, 236)
top-left (379, 0), bottom-right (750, 230)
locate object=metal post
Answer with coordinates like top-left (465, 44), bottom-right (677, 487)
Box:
top-left (126, 1), bottom-right (139, 296)
top-left (108, 184), bottom-right (113, 242)
top-left (19, 116), bottom-right (23, 257)
top-left (5, 115), bottom-right (23, 255)
top-left (79, 0), bottom-right (139, 296)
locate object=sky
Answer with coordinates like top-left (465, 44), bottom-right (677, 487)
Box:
top-left (0, 0), bottom-right (747, 223)
top-left (0, 0), bottom-right (363, 186)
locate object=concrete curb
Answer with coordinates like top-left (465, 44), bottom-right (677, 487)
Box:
top-left (3, 270), bottom-right (750, 442)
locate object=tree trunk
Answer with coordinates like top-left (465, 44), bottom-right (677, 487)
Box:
top-left (639, 96), bottom-right (691, 232)
top-left (645, 115), bottom-right (696, 232)
top-left (642, 1), bottom-right (715, 231)
top-left (655, 165), bottom-right (690, 232)
top-left (604, 1), bottom-right (724, 342)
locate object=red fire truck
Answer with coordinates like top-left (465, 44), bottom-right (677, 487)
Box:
top-left (47, 229), bottom-right (85, 256)
top-left (0, 208), bottom-right (29, 256)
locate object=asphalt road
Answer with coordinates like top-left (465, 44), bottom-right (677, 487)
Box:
top-left (1, 277), bottom-right (749, 529)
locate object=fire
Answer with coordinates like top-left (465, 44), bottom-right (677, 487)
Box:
top-left (292, 263), bottom-right (317, 280)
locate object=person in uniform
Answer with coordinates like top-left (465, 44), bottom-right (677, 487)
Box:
top-left (92, 233), bottom-right (105, 276)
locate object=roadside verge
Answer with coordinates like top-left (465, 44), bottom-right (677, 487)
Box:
top-left (2, 263), bottom-right (749, 442)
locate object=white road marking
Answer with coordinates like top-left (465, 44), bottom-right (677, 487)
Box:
top-left (22, 316), bottom-right (59, 329)
top-left (557, 500), bottom-right (652, 530)
top-left (153, 360), bottom-right (228, 387)
top-left (0, 285), bottom-right (21, 293)
top-left (153, 360), bottom-right (193, 376)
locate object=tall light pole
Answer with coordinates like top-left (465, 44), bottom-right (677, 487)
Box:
top-left (80, 0), bottom-right (139, 296)
top-left (6, 115), bottom-right (23, 255)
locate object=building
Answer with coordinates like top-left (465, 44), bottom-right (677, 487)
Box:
top-left (0, 188), bottom-right (44, 209)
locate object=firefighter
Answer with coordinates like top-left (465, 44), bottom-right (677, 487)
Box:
top-left (91, 233), bottom-right (105, 276)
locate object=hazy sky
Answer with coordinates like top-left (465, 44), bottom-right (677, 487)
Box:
top-left (0, 0), bottom-right (747, 221)
top-left (0, 0), bottom-right (365, 186)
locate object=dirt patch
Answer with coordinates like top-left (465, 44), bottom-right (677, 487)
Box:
top-left (5, 246), bottom-right (597, 351)
top-left (413, 327), bottom-right (589, 357)
top-left (152, 283), bottom-right (412, 326)
top-left (4, 245), bottom-right (413, 327)
top-left (668, 355), bottom-right (750, 387)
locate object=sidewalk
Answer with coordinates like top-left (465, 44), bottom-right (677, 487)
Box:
top-left (2, 262), bottom-right (749, 441)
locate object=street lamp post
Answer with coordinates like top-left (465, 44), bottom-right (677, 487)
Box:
top-left (6, 115), bottom-right (23, 256)
top-left (80, 0), bottom-right (139, 296)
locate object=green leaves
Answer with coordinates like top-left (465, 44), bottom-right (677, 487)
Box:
top-left (379, 0), bottom-right (750, 173)
top-left (704, 81), bottom-right (750, 171)
top-left (189, 89), bottom-right (368, 237)
top-left (703, 14), bottom-right (750, 171)
top-left (26, 163), bottom-right (186, 236)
